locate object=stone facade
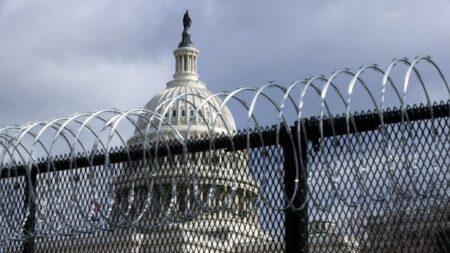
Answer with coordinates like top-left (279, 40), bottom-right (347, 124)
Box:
top-left (363, 203), bottom-right (450, 252)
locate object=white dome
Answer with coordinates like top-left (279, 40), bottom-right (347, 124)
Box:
top-left (144, 83), bottom-right (235, 129)
top-left (130, 82), bottom-right (236, 141)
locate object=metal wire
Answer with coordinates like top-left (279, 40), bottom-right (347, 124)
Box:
top-left (0, 56), bottom-right (449, 252)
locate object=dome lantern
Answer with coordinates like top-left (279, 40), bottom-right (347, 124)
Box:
top-left (129, 10), bottom-right (237, 144)
top-left (172, 10), bottom-right (199, 83)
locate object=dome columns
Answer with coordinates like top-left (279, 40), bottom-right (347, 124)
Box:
top-left (173, 47), bottom-right (199, 81)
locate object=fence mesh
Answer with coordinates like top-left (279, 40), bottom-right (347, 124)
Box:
top-left (307, 107), bottom-right (450, 252)
top-left (1, 102), bottom-right (449, 253)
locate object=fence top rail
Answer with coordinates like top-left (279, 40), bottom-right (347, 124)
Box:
top-left (303, 100), bottom-right (449, 141)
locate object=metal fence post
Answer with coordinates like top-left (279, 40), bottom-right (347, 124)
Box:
top-left (283, 122), bottom-right (308, 253)
top-left (23, 169), bottom-right (37, 253)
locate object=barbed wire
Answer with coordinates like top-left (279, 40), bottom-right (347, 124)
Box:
top-left (0, 56), bottom-right (449, 240)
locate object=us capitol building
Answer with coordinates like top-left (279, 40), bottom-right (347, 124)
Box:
top-left (110, 11), bottom-right (277, 253)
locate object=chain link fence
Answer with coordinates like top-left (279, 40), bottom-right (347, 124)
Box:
top-left (0, 101), bottom-right (448, 252)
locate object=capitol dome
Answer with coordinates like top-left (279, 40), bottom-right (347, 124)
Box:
top-left (129, 13), bottom-right (235, 144)
top-left (113, 12), bottom-right (276, 253)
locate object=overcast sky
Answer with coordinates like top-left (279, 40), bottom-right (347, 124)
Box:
top-left (1, 0), bottom-right (449, 126)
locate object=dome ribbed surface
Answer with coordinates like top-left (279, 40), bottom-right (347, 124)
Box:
top-left (131, 84), bottom-right (236, 142)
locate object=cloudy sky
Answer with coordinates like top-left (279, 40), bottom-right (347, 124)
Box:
top-left (1, 0), bottom-right (449, 126)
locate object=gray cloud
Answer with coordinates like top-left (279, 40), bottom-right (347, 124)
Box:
top-left (0, 0), bottom-right (449, 126)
